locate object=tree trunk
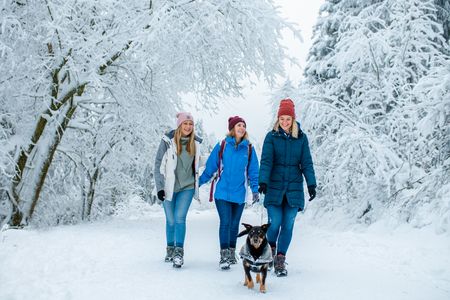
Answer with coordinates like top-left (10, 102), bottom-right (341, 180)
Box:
top-left (9, 84), bottom-right (86, 226)
top-left (85, 148), bottom-right (113, 219)
top-left (8, 39), bottom-right (125, 226)
top-left (85, 166), bottom-right (100, 219)
top-left (9, 110), bottom-right (53, 226)
top-left (28, 104), bottom-right (77, 220)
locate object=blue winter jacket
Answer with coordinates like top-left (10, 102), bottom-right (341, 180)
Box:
top-left (259, 123), bottom-right (316, 210)
top-left (199, 136), bottom-right (259, 204)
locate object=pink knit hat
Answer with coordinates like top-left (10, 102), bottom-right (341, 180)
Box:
top-left (176, 112), bottom-right (194, 127)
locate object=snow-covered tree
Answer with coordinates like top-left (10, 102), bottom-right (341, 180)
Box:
top-left (0, 0), bottom-right (293, 226)
top-left (435, 0), bottom-right (450, 44)
top-left (304, 0), bottom-right (383, 84)
top-left (300, 0), bottom-right (450, 231)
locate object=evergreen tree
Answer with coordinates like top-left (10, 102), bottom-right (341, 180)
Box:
top-left (305, 0), bottom-right (384, 84)
top-left (300, 0), bottom-right (450, 231)
top-left (435, 0), bottom-right (450, 43)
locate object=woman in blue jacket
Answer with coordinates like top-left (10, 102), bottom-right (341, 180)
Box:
top-left (199, 116), bottom-right (259, 270)
top-left (258, 99), bottom-right (317, 277)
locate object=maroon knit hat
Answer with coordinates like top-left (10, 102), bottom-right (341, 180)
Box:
top-left (277, 98), bottom-right (296, 118)
top-left (228, 116), bottom-right (246, 131)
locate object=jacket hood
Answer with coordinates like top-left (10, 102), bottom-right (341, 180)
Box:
top-left (225, 136), bottom-right (250, 147)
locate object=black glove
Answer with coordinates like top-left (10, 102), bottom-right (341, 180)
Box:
top-left (258, 183), bottom-right (267, 194)
top-left (157, 190), bottom-right (165, 201)
top-left (308, 185), bottom-right (316, 201)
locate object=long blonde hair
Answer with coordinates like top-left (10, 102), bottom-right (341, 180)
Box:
top-left (174, 126), bottom-right (196, 156)
top-left (273, 118), bottom-right (299, 138)
top-left (226, 128), bottom-right (249, 143)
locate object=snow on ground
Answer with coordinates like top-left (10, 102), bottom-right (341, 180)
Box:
top-left (1, 199), bottom-right (449, 300)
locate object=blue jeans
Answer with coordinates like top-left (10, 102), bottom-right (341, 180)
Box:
top-left (215, 199), bottom-right (245, 249)
top-left (266, 196), bottom-right (298, 255)
top-left (163, 189), bottom-right (194, 248)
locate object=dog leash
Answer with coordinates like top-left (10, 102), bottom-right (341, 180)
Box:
top-left (251, 194), bottom-right (265, 225)
top-left (301, 200), bottom-right (307, 214)
top-left (260, 199), bottom-right (265, 225)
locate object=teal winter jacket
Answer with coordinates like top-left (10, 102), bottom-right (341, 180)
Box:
top-left (259, 123), bottom-right (316, 210)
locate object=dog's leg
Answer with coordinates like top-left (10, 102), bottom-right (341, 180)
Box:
top-left (247, 276), bottom-right (254, 289)
top-left (243, 262), bottom-right (249, 286)
top-left (243, 263), bottom-right (254, 289)
top-left (259, 266), bottom-right (268, 293)
top-left (256, 273), bottom-right (261, 283)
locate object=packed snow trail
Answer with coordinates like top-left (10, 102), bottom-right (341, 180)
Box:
top-left (1, 203), bottom-right (449, 300)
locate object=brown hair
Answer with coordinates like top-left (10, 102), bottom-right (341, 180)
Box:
top-left (174, 126), bottom-right (196, 156)
top-left (273, 118), bottom-right (299, 138)
top-left (226, 128), bottom-right (249, 143)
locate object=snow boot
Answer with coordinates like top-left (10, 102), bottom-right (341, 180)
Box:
top-left (172, 247), bottom-right (184, 268)
top-left (228, 247), bottom-right (238, 265)
top-left (165, 246), bottom-right (175, 262)
top-left (268, 246), bottom-right (276, 271)
top-left (219, 248), bottom-right (231, 270)
top-left (274, 254), bottom-right (288, 277)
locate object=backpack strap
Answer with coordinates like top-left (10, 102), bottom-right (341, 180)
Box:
top-left (245, 143), bottom-right (252, 184)
top-left (247, 143), bottom-right (252, 171)
top-left (209, 141), bottom-right (252, 202)
top-left (218, 140), bottom-right (226, 167)
top-left (209, 140), bottom-right (226, 202)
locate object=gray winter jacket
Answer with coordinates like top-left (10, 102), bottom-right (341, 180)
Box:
top-left (154, 130), bottom-right (202, 201)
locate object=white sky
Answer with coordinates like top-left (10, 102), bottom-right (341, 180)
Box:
top-left (186, 0), bottom-right (325, 148)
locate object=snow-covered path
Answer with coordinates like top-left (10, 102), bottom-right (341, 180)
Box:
top-left (1, 205), bottom-right (449, 300)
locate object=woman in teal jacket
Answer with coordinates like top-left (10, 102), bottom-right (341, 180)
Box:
top-left (259, 99), bottom-right (317, 277)
top-left (199, 116), bottom-right (259, 270)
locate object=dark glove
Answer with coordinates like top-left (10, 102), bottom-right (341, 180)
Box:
top-left (258, 183), bottom-right (267, 194)
top-left (157, 190), bottom-right (165, 201)
top-left (308, 185), bottom-right (316, 201)
top-left (252, 192), bottom-right (260, 205)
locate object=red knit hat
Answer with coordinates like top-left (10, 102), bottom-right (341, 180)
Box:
top-left (277, 98), bottom-right (296, 118)
top-left (228, 116), bottom-right (246, 131)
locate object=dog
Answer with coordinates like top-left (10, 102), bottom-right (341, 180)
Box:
top-left (237, 223), bottom-right (272, 293)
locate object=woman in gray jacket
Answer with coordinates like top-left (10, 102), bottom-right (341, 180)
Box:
top-left (154, 112), bottom-right (202, 268)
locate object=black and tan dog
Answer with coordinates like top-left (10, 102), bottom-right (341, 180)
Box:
top-left (237, 223), bottom-right (272, 293)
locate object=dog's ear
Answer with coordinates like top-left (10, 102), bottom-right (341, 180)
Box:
top-left (241, 223), bottom-right (253, 231)
top-left (261, 223), bottom-right (271, 233)
top-left (237, 223), bottom-right (252, 237)
top-left (237, 229), bottom-right (248, 237)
